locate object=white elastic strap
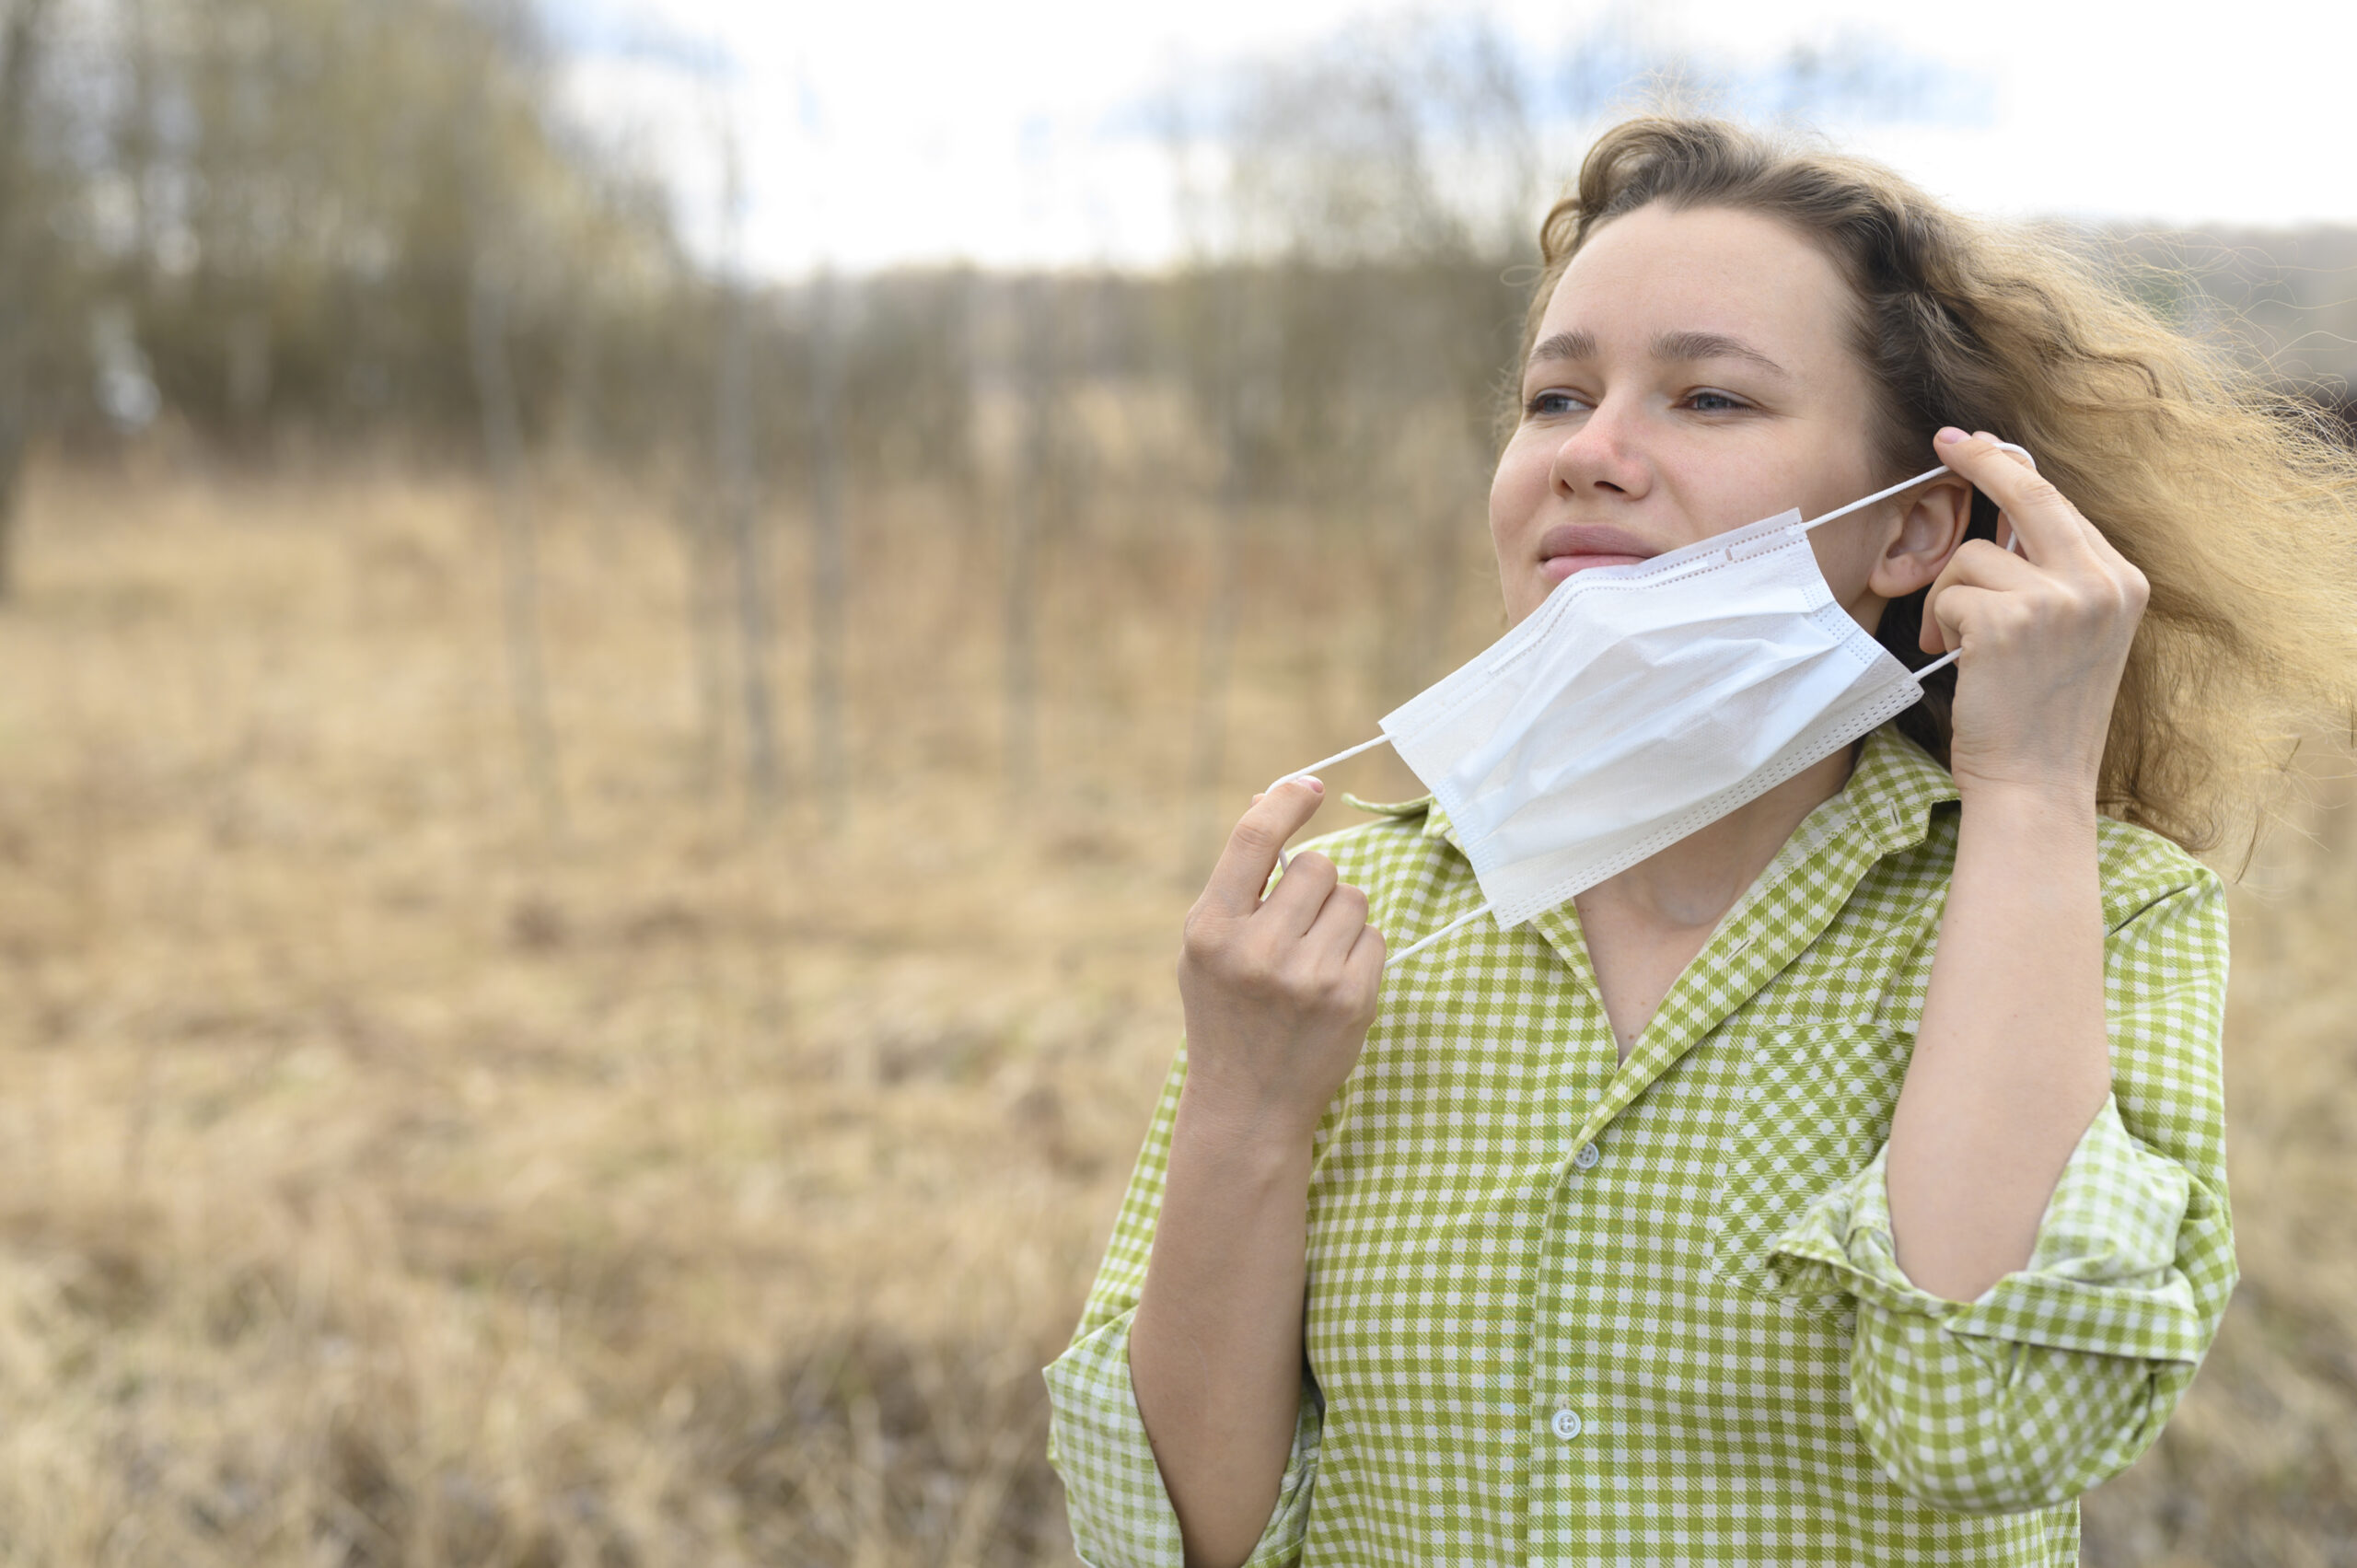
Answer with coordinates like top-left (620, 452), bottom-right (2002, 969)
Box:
top-left (1385, 900), bottom-right (1493, 969)
top-left (1269, 734), bottom-right (1393, 872)
top-left (1812, 439), bottom-right (2027, 679)
top-left (1886, 446), bottom-right (2017, 679)
top-left (1268, 733), bottom-right (1389, 793)
top-left (1800, 439), bottom-right (2034, 534)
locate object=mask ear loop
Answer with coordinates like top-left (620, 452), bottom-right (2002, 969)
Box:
top-left (1262, 736), bottom-right (1494, 969)
top-left (1797, 439), bottom-right (2035, 535)
top-left (1267, 733), bottom-right (1389, 795)
top-left (1265, 733), bottom-right (1389, 876)
top-left (1385, 900), bottom-right (1493, 968)
top-left (1799, 439), bottom-right (2033, 681)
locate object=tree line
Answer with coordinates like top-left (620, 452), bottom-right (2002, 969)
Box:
top-left (4, 1), bottom-right (2349, 838)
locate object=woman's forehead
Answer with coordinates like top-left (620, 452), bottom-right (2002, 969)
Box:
top-left (1536, 204), bottom-right (1858, 374)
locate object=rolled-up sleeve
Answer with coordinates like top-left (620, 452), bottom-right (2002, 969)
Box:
top-left (1043, 1046), bottom-right (1324, 1567)
top-left (1767, 858), bottom-right (2235, 1516)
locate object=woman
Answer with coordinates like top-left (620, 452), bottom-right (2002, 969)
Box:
top-left (1044, 117), bottom-right (2357, 1567)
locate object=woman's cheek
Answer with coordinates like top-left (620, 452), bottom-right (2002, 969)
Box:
top-left (1487, 443), bottom-right (1546, 553)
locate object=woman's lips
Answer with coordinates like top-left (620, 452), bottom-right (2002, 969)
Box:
top-left (1542, 552), bottom-right (1650, 582)
top-left (1538, 523), bottom-right (1657, 582)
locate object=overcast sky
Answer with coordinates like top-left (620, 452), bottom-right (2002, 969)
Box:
top-left (554, 0), bottom-right (2357, 277)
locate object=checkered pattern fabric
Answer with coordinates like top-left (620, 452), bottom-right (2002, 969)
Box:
top-left (1043, 724), bottom-right (2233, 1566)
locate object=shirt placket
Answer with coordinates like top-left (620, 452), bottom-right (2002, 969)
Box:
top-left (1517, 915), bottom-right (1615, 1539)
top-left (1511, 797), bottom-right (1897, 1562)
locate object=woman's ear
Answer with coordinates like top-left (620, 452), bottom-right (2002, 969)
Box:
top-left (1869, 476), bottom-right (1972, 599)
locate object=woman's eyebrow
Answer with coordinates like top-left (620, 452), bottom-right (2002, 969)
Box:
top-left (1525, 327), bottom-right (1791, 380)
top-left (1526, 329), bottom-right (1598, 367)
top-left (1651, 329), bottom-right (1791, 379)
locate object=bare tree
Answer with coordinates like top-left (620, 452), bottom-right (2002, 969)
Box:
top-left (1181, 266), bottom-right (1269, 884)
top-left (807, 264), bottom-right (847, 823)
top-left (714, 130), bottom-right (780, 819)
top-left (459, 46), bottom-right (567, 832)
top-left (677, 443), bottom-right (734, 796)
top-left (0, 0), bottom-right (57, 601)
top-left (467, 250), bottom-right (564, 833)
top-left (1002, 274), bottom-right (1050, 796)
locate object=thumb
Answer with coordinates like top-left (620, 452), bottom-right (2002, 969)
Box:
top-left (1199, 779), bottom-right (1326, 916)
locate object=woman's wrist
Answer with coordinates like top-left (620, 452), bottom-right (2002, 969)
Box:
top-left (1950, 764), bottom-right (2102, 827)
top-left (1173, 1077), bottom-right (1320, 1177)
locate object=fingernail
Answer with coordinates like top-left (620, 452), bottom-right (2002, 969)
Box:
top-left (1299, 776), bottom-right (1324, 795)
top-left (1935, 426), bottom-right (1968, 445)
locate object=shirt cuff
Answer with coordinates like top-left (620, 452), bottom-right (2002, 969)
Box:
top-left (1044, 1306), bottom-right (1322, 1568)
top-left (1765, 1096), bottom-right (2209, 1364)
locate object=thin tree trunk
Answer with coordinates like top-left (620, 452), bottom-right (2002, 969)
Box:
top-left (0, 0), bottom-right (59, 605)
top-left (1183, 274), bottom-right (1251, 884)
top-left (807, 267), bottom-right (848, 823)
top-left (0, 422), bottom-right (27, 599)
top-left (1417, 494), bottom-right (1461, 690)
top-left (716, 266), bottom-right (779, 817)
top-left (1003, 276), bottom-right (1048, 796)
top-left (678, 476), bottom-right (732, 795)
top-left (1183, 435), bottom-right (1247, 887)
top-left (466, 262), bottom-right (563, 832)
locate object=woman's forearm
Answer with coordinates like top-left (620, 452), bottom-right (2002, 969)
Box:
top-left (1129, 1085), bottom-right (1316, 1568)
top-left (1886, 783), bottom-right (2114, 1302)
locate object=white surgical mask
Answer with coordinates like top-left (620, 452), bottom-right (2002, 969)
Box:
top-left (1274, 447), bottom-right (2028, 967)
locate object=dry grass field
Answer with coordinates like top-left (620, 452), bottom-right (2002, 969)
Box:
top-left (0, 454), bottom-right (2350, 1567)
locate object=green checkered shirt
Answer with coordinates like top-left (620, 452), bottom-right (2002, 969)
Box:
top-left (1044, 724), bottom-right (2233, 1565)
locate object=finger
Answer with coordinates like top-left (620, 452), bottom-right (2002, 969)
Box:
top-left (1918, 540), bottom-right (2039, 655)
top-left (1966, 446), bottom-right (2035, 553)
top-left (1975, 430), bottom-right (2058, 561)
top-left (1299, 877), bottom-right (1369, 963)
top-left (1938, 537), bottom-right (2044, 590)
top-left (1344, 918), bottom-right (1387, 998)
top-left (1242, 793), bottom-right (1302, 874)
top-left (1198, 779), bottom-right (1326, 917)
top-left (1922, 580), bottom-right (2015, 658)
top-left (1933, 428), bottom-right (2096, 565)
top-left (1974, 436), bottom-right (2136, 578)
top-left (1261, 850), bottom-right (1341, 937)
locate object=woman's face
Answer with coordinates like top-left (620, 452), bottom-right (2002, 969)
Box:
top-left (1489, 202), bottom-right (1964, 627)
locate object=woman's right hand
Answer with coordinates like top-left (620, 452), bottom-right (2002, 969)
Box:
top-left (1176, 778), bottom-right (1387, 1146)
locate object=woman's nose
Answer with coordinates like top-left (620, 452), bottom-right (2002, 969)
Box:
top-left (1550, 402), bottom-right (1652, 500)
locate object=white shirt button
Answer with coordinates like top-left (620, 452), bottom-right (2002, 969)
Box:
top-left (1550, 1407), bottom-right (1585, 1440)
top-left (1573, 1142), bottom-right (1600, 1170)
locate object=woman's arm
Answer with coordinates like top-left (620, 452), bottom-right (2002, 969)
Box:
top-left (1886, 428), bottom-right (2152, 1301)
top-left (1128, 1087), bottom-right (1317, 1568)
top-left (1770, 856), bottom-right (2229, 1513)
top-left (1130, 780), bottom-right (1385, 1568)
top-left (1887, 784), bottom-right (2112, 1298)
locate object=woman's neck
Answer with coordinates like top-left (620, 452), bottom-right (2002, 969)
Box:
top-left (1577, 744), bottom-right (1857, 935)
top-left (1571, 743), bottom-right (1859, 1056)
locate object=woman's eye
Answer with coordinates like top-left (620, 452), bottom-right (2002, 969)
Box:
top-left (1524, 390), bottom-right (1585, 417)
top-left (1685, 390), bottom-right (1747, 412)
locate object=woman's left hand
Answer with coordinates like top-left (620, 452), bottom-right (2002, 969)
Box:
top-left (1922, 427), bottom-right (2149, 802)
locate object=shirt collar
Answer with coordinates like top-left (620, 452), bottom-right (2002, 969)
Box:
top-left (1342, 720), bottom-right (1960, 865)
top-left (1839, 721), bottom-right (1963, 857)
top-left (1341, 789), bottom-right (1460, 844)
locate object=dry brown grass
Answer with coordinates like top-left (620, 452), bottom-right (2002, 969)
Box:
top-left (0, 453), bottom-right (2348, 1566)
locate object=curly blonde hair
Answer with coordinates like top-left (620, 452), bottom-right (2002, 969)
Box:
top-left (1522, 115), bottom-right (2357, 858)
